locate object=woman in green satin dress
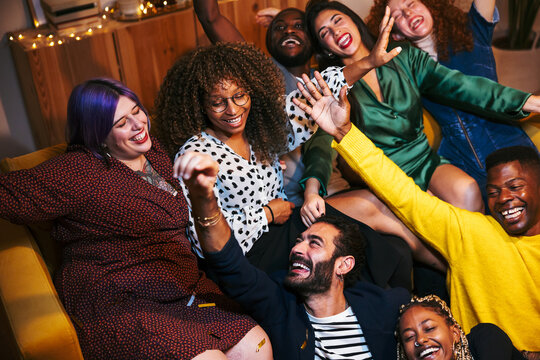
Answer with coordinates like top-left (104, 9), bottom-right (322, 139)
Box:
top-left (286, 1), bottom-right (539, 271)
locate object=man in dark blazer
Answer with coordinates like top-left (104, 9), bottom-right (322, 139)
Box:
top-left (175, 151), bottom-right (410, 360)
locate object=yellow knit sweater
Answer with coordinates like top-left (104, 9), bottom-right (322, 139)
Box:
top-left (334, 125), bottom-right (540, 351)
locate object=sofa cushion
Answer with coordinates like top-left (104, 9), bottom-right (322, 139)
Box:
top-left (0, 143), bottom-right (67, 173)
top-left (0, 143), bottom-right (67, 275)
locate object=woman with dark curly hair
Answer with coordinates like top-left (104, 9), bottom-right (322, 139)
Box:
top-left (366, 0), bottom-right (535, 209)
top-left (155, 43), bottom-right (414, 286)
top-left (154, 42), bottom-right (318, 272)
top-left (397, 295), bottom-right (526, 360)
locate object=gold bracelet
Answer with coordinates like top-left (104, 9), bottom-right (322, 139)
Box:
top-left (195, 211), bottom-right (222, 227)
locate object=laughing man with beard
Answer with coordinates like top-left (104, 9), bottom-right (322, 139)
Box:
top-left (175, 150), bottom-right (409, 360)
top-left (194, 0), bottom-right (314, 94)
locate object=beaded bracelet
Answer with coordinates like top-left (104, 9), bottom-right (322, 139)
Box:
top-left (195, 211), bottom-right (222, 227)
top-left (264, 204), bottom-right (274, 224)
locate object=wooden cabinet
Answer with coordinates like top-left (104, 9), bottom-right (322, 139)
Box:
top-left (11, 8), bottom-right (199, 149)
top-left (10, 31), bottom-right (120, 147)
top-left (115, 9), bottom-right (198, 111)
top-left (10, 0), bottom-right (308, 149)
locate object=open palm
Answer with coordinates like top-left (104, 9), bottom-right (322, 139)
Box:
top-left (292, 71), bottom-right (352, 141)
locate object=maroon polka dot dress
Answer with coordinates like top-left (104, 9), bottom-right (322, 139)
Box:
top-left (0, 138), bottom-right (255, 359)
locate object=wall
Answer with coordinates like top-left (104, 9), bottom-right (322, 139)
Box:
top-left (0, 0), bottom-right (538, 159)
top-left (0, 0), bottom-right (35, 158)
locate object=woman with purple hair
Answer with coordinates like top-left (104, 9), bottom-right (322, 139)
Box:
top-left (0, 78), bottom-right (271, 360)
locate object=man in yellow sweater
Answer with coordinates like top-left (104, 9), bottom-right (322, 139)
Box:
top-left (292, 72), bottom-right (540, 352)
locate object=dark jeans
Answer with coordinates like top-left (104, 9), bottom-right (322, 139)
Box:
top-left (468, 323), bottom-right (526, 360)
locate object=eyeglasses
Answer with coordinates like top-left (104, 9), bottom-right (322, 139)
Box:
top-left (207, 91), bottom-right (250, 113)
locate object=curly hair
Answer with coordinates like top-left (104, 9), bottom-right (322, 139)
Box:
top-left (366, 0), bottom-right (473, 61)
top-left (396, 295), bottom-right (473, 360)
top-left (314, 215), bottom-right (366, 288)
top-left (154, 42), bottom-right (288, 164)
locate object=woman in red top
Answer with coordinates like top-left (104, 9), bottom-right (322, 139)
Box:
top-left (0, 78), bottom-right (271, 360)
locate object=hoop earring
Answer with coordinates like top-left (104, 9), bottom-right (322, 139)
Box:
top-left (100, 143), bottom-right (111, 159)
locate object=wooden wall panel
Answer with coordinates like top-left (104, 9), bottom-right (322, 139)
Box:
top-left (114, 9), bottom-right (198, 113)
top-left (232, 0), bottom-right (267, 48)
top-left (266, 0), bottom-right (309, 11)
top-left (10, 33), bottom-right (120, 148)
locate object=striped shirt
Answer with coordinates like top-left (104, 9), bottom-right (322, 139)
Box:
top-left (307, 307), bottom-right (373, 359)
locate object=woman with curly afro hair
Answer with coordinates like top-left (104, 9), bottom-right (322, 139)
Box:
top-left (366, 0), bottom-right (535, 208)
top-left (154, 42), bottom-right (319, 272)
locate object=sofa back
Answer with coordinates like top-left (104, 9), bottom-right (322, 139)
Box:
top-left (0, 143), bottom-right (67, 275)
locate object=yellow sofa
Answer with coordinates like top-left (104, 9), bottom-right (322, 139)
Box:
top-left (0, 112), bottom-right (538, 360)
top-left (0, 143), bottom-right (84, 360)
top-left (422, 111), bottom-right (540, 153)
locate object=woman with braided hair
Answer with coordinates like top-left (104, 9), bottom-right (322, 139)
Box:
top-left (397, 295), bottom-right (526, 360)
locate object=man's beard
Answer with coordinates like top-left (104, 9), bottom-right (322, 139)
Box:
top-left (271, 47), bottom-right (313, 68)
top-left (283, 254), bottom-right (336, 298)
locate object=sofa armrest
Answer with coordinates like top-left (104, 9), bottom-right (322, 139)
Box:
top-left (521, 113), bottom-right (540, 150)
top-left (0, 218), bottom-right (84, 360)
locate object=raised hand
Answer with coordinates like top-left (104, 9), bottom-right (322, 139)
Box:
top-left (292, 71), bottom-right (352, 142)
top-left (367, 6), bottom-right (402, 69)
top-left (173, 151), bottom-right (218, 199)
top-left (342, 6), bottom-right (401, 85)
top-left (255, 7), bottom-right (280, 28)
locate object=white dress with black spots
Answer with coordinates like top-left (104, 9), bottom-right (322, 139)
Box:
top-left (177, 116), bottom-right (317, 257)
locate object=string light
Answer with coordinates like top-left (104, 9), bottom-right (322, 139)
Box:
top-left (9, 1), bottom-right (190, 50)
